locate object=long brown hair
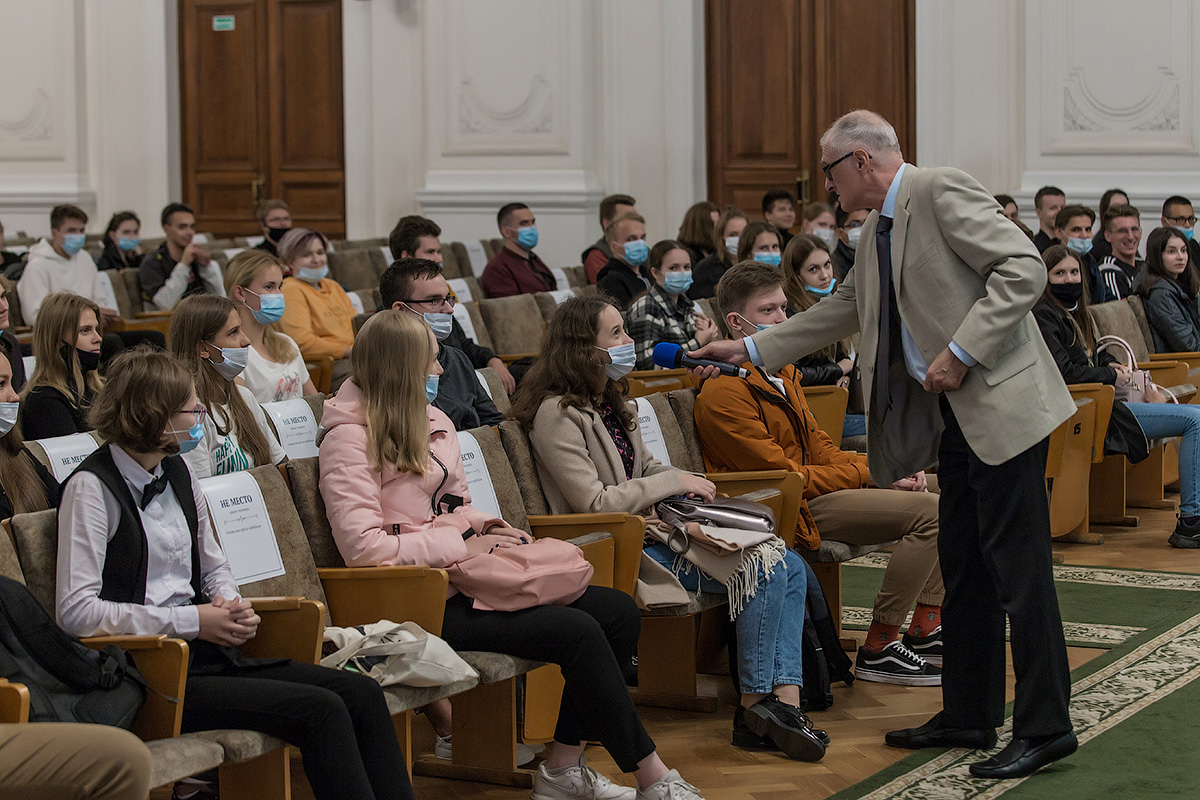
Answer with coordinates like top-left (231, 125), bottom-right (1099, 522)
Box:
top-left (351, 310), bottom-right (434, 476)
top-left (1041, 244), bottom-right (1099, 356)
top-left (712, 207), bottom-right (747, 263)
top-left (781, 234), bottom-right (850, 362)
top-left (0, 364), bottom-right (47, 514)
top-left (677, 201), bottom-right (718, 258)
top-left (223, 249), bottom-right (299, 363)
top-left (24, 292), bottom-right (103, 405)
top-left (89, 346), bottom-right (194, 456)
top-left (509, 295), bottom-right (634, 432)
top-left (736, 221), bottom-right (781, 263)
top-left (168, 294), bottom-right (274, 467)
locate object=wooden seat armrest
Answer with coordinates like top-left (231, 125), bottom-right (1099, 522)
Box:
top-left (317, 566), bottom-right (449, 635)
top-left (528, 514), bottom-right (646, 598)
top-left (134, 311), bottom-right (174, 320)
top-left (1068, 384), bottom-right (1115, 463)
top-left (0, 679), bottom-right (30, 723)
top-left (499, 352), bottom-right (539, 364)
top-left (1165, 383), bottom-right (1197, 404)
top-left (1140, 360), bottom-right (1187, 387)
top-left (1149, 351), bottom-right (1200, 372)
top-left (705, 471), bottom-right (806, 549)
top-left (567, 533), bottom-right (616, 590)
top-left (83, 636), bottom-right (188, 740)
top-left (239, 598), bottom-right (325, 665)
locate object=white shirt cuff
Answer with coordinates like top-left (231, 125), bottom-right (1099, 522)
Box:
top-left (745, 336), bottom-right (765, 367)
top-left (949, 340), bottom-right (978, 367)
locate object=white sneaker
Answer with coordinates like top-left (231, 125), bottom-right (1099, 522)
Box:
top-left (531, 755), bottom-right (636, 800)
top-left (635, 769), bottom-right (704, 800)
top-left (436, 734), bottom-right (539, 767)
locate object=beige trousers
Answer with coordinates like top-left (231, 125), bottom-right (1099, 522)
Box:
top-left (808, 479), bottom-right (943, 626)
top-left (0, 723), bottom-right (152, 800)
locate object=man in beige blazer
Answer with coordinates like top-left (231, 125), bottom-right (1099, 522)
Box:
top-left (691, 110), bottom-right (1077, 779)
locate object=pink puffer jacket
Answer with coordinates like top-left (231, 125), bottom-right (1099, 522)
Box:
top-left (318, 380), bottom-right (504, 568)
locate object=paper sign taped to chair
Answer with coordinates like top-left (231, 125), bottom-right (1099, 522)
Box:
top-left (223, 248), bottom-right (246, 260)
top-left (551, 268), bottom-right (570, 291)
top-left (200, 474), bottom-right (286, 585)
top-left (347, 291), bottom-right (365, 315)
top-left (447, 278), bottom-right (473, 302)
top-left (693, 302), bottom-right (704, 316)
top-left (22, 356), bottom-right (34, 377)
top-left (456, 431), bottom-right (502, 519)
top-left (465, 242), bottom-right (488, 273)
top-left (379, 246), bottom-right (393, 265)
top-left (475, 371), bottom-right (494, 400)
top-left (246, 236), bottom-right (265, 247)
top-left (94, 271), bottom-right (120, 313)
top-left (36, 433), bottom-right (99, 482)
top-left (634, 398), bottom-right (672, 467)
top-left (261, 398), bottom-right (320, 459)
top-left (452, 303), bottom-right (477, 340)
top-left (549, 289), bottom-right (574, 305)
top-left (192, 233), bottom-right (209, 244)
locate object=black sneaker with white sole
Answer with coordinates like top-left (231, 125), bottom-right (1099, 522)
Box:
top-left (1168, 515), bottom-right (1200, 549)
top-left (855, 641), bottom-right (941, 686)
top-left (901, 626), bottom-right (943, 666)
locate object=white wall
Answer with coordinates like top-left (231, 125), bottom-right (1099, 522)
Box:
top-left (916, 0), bottom-right (1200, 237)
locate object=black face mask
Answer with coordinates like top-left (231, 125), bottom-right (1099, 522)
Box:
top-left (267, 225), bottom-right (291, 244)
top-left (1049, 281), bottom-right (1083, 306)
top-left (60, 343), bottom-right (100, 373)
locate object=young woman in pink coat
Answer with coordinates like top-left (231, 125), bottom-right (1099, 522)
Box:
top-left (317, 310), bottom-right (704, 800)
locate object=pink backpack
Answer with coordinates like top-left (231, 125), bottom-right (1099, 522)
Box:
top-left (447, 536), bottom-right (594, 612)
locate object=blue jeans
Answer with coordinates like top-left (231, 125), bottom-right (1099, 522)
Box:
top-left (1126, 401), bottom-right (1200, 516)
top-left (645, 544), bottom-right (806, 694)
top-left (843, 413), bottom-right (866, 437)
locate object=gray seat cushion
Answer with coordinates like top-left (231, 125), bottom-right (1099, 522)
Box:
top-left (458, 651), bottom-right (546, 683)
top-left (145, 734), bottom-right (226, 787)
top-left (803, 539), bottom-right (898, 563)
top-left (382, 677), bottom-right (481, 715)
top-left (190, 728), bottom-right (287, 764)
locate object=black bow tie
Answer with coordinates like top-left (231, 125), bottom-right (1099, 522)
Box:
top-left (140, 473), bottom-right (170, 510)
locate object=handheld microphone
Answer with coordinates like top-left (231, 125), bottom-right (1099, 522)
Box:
top-left (652, 342), bottom-right (750, 378)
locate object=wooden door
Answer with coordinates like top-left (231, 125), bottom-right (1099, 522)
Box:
top-left (705, 0), bottom-right (915, 213)
top-left (180, 0), bottom-right (345, 237)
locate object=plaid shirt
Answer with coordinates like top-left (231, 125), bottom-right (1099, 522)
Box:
top-left (626, 284), bottom-right (701, 370)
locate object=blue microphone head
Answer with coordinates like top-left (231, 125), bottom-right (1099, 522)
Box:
top-left (652, 342), bottom-right (684, 370)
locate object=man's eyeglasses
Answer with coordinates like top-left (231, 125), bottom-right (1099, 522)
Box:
top-left (404, 297), bottom-right (456, 310)
top-left (822, 151), bottom-right (857, 181)
top-left (1166, 215), bottom-right (1198, 227)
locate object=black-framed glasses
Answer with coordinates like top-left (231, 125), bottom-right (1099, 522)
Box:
top-left (404, 296), bottom-right (456, 310)
top-left (822, 151), bottom-right (856, 181)
top-left (178, 406), bottom-right (207, 424)
top-left (1167, 215), bottom-right (1198, 227)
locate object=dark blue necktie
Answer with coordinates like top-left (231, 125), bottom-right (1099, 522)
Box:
top-left (873, 215), bottom-right (897, 414)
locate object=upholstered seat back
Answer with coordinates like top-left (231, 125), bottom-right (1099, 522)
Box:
top-left (478, 295), bottom-right (544, 355)
top-left (1090, 299), bottom-right (1151, 361)
top-left (285, 457), bottom-right (345, 568)
top-left (461, 425), bottom-right (530, 533)
top-left (497, 420), bottom-right (551, 516)
top-left (8, 508), bottom-right (61, 613)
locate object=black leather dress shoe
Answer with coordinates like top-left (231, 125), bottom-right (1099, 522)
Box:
top-left (885, 712), bottom-right (998, 750)
top-left (968, 731), bottom-right (1078, 779)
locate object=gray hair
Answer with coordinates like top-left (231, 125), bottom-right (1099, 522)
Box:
top-left (820, 110), bottom-right (903, 159)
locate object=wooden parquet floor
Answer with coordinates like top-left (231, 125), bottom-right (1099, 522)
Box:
top-left (158, 501), bottom-right (1192, 800)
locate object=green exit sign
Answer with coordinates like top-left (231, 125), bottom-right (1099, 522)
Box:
top-left (212, 15), bottom-right (235, 31)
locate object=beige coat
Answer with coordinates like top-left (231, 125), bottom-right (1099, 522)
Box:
top-left (529, 396), bottom-right (686, 516)
top-left (755, 165), bottom-right (1075, 485)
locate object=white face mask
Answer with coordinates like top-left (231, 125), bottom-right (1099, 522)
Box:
top-left (724, 235), bottom-right (740, 255)
top-left (846, 228), bottom-right (862, 250)
top-left (596, 343), bottom-right (635, 380)
top-left (205, 344), bottom-right (250, 381)
top-left (812, 228), bottom-right (836, 247)
top-left (0, 401), bottom-right (17, 436)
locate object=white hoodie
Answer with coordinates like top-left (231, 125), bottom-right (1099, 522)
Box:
top-left (18, 239), bottom-right (111, 324)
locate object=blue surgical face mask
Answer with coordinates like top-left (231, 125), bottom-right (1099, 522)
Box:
top-left (299, 265), bottom-right (328, 284)
top-left (623, 239), bottom-right (649, 266)
top-left (1066, 237), bottom-right (1094, 255)
top-left (662, 270), bottom-right (693, 295)
top-left (846, 228), bottom-right (862, 250)
top-left (595, 343), bottom-right (636, 380)
top-left (807, 277), bottom-right (838, 296)
top-left (1182, 228), bottom-right (1196, 241)
top-left (205, 344), bottom-right (249, 381)
top-left (516, 226), bottom-right (539, 250)
top-left (117, 236), bottom-right (140, 252)
top-left (243, 289), bottom-right (285, 325)
top-left (756, 251), bottom-right (782, 267)
top-left (425, 374), bottom-right (440, 403)
top-left (0, 401), bottom-right (18, 437)
top-left (171, 421), bottom-right (205, 455)
top-left (423, 312), bottom-right (453, 341)
top-left (62, 234), bottom-right (86, 256)
top-left (735, 313), bottom-right (774, 335)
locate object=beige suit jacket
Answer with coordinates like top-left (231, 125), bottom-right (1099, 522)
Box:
top-left (755, 165), bottom-right (1074, 485)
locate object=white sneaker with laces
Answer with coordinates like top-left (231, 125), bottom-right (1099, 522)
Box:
top-left (635, 769), bottom-right (705, 800)
top-left (436, 734), bottom-right (539, 766)
top-left (531, 755), bottom-right (636, 800)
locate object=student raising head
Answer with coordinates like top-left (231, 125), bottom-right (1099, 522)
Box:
top-left (21, 292), bottom-right (104, 440)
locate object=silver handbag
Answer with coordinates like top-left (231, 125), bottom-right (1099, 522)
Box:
top-left (656, 496), bottom-right (776, 554)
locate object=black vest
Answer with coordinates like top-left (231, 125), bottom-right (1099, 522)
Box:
top-left (75, 444), bottom-right (206, 606)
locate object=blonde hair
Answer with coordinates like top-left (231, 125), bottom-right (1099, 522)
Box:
top-left (352, 310), bottom-right (434, 476)
top-left (168, 294), bottom-right (274, 468)
top-left (24, 292), bottom-right (103, 405)
top-left (223, 250), bottom-right (299, 363)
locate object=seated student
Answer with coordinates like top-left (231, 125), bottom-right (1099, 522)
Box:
top-left (626, 240), bottom-right (720, 370)
top-left (1098, 203), bottom-right (1146, 300)
top-left (1092, 188), bottom-right (1129, 264)
top-left (694, 263), bottom-right (944, 684)
top-left (735, 221), bottom-right (782, 267)
top-left (95, 210), bottom-right (142, 273)
top-left (0, 277), bottom-right (26, 392)
top-left (0, 723), bottom-right (151, 800)
top-left (995, 193), bottom-right (1020, 224)
top-left (277, 227), bottom-right (355, 390)
top-left (379, 258), bottom-right (502, 430)
top-left (481, 203), bottom-right (557, 298)
top-left (389, 215), bottom-right (516, 393)
top-left (254, 199), bottom-right (292, 258)
top-left (17, 204), bottom-right (119, 327)
top-left (0, 351), bottom-right (58, 518)
top-left (0, 219), bottom-right (22, 273)
top-left (762, 189), bottom-right (797, 248)
top-left (319, 309), bottom-right (705, 800)
top-left (55, 346), bottom-right (412, 800)
top-left (1053, 204), bottom-right (1110, 303)
top-left (1139, 226), bottom-right (1200, 352)
top-left (1034, 244), bottom-right (1200, 549)
top-left (583, 194), bottom-right (637, 284)
top-left (800, 202), bottom-right (837, 249)
top-left (1161, 195), bottom-right (1200, 271)
top-left (676, 200), bottom-right (719, 267)
top-left (168, 295), bottom-right (286, 478)
top-left (21, 292), bottom-right (103, 440)
top-left (224, 250), bottom-right (316, 403)
top-left (597, 213), bottom-right (651, 311)
top-left (140, 203), bottom-right (224, 311)
top-left (511, 295), bottom-right (829, 762)
top-left (830, 203), bottom-right (869, 280)
top-left (691, 207), bottom-right (747, 299)
top-left (1032, 185), bottom-right (1066, 253)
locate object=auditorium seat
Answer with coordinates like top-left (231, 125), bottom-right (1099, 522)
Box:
top-left (477, 296), bottom-right (543, 363)
top-left (326, 249), bottom-right (377, 292)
